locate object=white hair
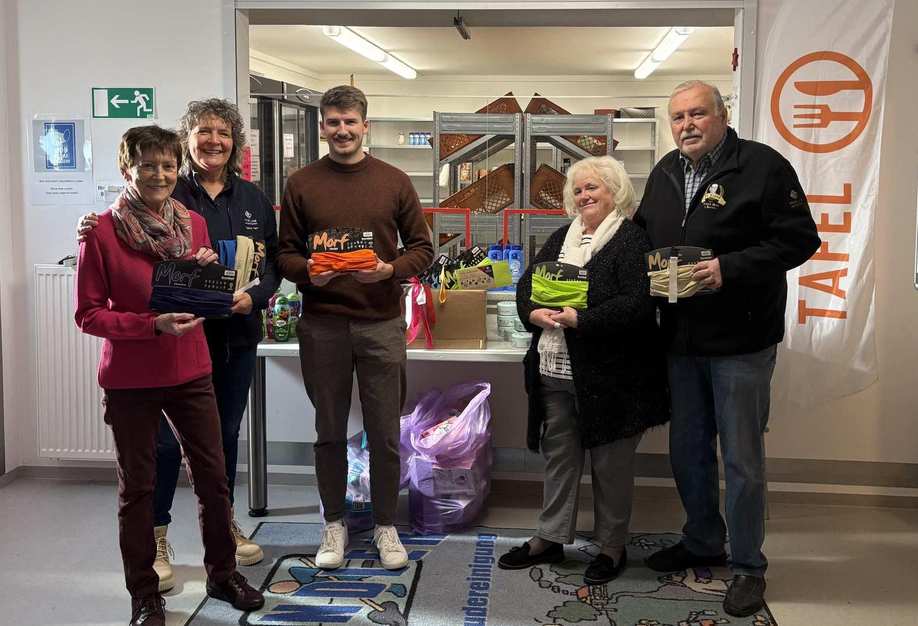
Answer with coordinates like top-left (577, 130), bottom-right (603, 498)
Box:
top-left (670, 80), bottom-right (728, 119)
top-left (562, 156), bottom-right (636, 219)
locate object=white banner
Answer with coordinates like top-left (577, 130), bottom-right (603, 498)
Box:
top-left (754, 0), bottom-right (893, 407)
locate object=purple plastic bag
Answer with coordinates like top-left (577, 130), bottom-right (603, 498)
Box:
top-left (401, 382), bottom-right (493, 534)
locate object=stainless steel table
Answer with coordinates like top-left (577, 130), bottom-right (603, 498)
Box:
top-left (246, 341), bottom-right (526, 516)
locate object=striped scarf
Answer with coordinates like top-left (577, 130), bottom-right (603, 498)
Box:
top-left (110, 185), bottom-right (192, 260)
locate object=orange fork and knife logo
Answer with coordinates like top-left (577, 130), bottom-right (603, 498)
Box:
top-left (770, 50), bottom-right (873, 154)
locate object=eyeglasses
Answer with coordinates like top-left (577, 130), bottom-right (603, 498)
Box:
top-left (136, 162), bottom-right (178, 175)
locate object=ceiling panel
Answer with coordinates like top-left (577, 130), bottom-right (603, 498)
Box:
top-left (250, 25), bottom-right (735, 78)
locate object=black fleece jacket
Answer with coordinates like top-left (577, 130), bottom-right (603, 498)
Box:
top-left (516, 219), bottom-right (670, 452)
top-left (635, 128), bottom-right (820, 356)
top-left (173, 173), bottom-right (280, 348)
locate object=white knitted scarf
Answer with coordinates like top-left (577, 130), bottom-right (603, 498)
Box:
top-left (537, 209), bottom-right (626, 371)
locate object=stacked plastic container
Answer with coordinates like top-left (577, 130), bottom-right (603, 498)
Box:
top-left (497, 300), bottom-right (531, 347)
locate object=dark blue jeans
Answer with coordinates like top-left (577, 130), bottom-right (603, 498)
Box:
top-left (153, 343), bottom-right (257, 526)
top-left (667, 345), bottom-right (777, 577)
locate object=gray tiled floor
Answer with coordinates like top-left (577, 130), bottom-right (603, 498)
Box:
top-left (1, 476), bottom-right (917, 625)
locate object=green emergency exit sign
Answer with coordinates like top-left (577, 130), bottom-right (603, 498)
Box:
top-left (92, 87), bottom-right (156, 119)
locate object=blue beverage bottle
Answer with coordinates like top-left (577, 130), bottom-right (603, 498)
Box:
top-left (508, 245), bottom-right (524, 289)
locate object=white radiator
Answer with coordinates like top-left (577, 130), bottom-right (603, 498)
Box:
top-left (35, 264), bottom-right (115, 460)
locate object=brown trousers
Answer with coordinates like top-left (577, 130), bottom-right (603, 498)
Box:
top-left (104, 375), bottom-right (235, 598)
top-left (296, 314), bottom-right (406, 526)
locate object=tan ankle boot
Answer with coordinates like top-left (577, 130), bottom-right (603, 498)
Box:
top-left (231, 518), bottom-right (264, 566)
top-left (153, 525), bottom-right (175, 592)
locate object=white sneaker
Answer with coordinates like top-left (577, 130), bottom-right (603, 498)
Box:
top-left (316, 520), bottom-right (348, 570)
top-left (232, 518), bottom-right (265, 566)
top-left (373, 525), bottom-right (408, 570)
top-left (153, 525), bottom-right (175, 592)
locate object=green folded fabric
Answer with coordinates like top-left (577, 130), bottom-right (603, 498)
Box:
top-left (531, 271), bottom-right (589, 309)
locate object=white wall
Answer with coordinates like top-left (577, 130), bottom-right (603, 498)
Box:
top-left (1, 0), bottom-right (233, 470)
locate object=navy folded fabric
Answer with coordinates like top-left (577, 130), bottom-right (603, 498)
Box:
top-left (150, 286), bottom-right (234, 318)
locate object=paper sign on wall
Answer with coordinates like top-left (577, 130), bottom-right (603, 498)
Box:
top-left (249, 129), bottom-right (261, 182)
top-left (30, 117), bottom-right (93, 205)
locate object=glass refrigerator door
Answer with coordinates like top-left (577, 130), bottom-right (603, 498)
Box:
top-left (280, 104), bottom-right (301, 199)
top-left (247, 98), bottom-right (266, 198)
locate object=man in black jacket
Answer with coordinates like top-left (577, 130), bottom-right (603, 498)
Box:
top-left (635, 81), bottom-right (820, 617)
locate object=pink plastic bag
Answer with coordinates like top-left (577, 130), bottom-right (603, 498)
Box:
top-left (401, 382), bottom-right (493, 534)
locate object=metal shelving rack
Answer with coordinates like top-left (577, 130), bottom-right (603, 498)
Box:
top-left (427, 110), bottom-right (657, 253)
top-left (522, 113), bottom-right (615, 207)
top-left (431, 112), bottom-right (524, 247)
top-left (365, 117), bottom-right (434, 204)
top-left (513, 113), bottom-right (616, 250)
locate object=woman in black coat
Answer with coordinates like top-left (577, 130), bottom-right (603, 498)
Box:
top-left (497, 156), bottom-right (669, 584)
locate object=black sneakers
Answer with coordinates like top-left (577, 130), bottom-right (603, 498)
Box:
top-left (723, 574), bottom-right (766, 617)
top-left (497, 541), bottom-right (564, 570)
top-left (583, 548), bottom-right (628, 585)
top-left (645, 541), bottom-right (727, 572)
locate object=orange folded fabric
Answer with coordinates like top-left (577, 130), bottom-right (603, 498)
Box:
top-left (309, 249), bottom-right (379, 276)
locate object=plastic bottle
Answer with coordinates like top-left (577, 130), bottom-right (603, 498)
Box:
top-left (266, 292), bottom-right (279, 339)
top-left (286, 291), bottom-right (302, 319)
top-left (286, 291), bottom-right (301, 335)
top-left (273, 295), bottom-right (290, 342)
top-left (508, 245), bottom-right (524, 289)
top-left (501, 244), bottom-right (512, 290)
top-left (486, 244), bottom-right (504, 291)
top-left (487, 244), bottom-right (503, 264)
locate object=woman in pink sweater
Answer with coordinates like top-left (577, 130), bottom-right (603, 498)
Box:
top-left (74, 126), bottom-right (263, 626)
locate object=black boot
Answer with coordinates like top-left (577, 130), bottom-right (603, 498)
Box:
top-left (723, 574), bottom-right (766, 617)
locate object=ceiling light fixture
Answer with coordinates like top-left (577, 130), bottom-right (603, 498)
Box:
top-left (454, 12), bottom-right (471, 40)
top-left (634, 27), bottom-right (694, 80)
top-left (322, 25), bottom-right (417, 79)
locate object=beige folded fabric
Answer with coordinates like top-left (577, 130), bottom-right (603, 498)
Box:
top-left (234, 235), bottom-right (255, 292)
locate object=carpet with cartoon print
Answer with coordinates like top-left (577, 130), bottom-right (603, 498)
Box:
top-left (185, 522), bottom-right (776, 626)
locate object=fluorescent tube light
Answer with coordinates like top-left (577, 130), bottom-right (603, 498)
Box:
top-left (322, 25), bottom-right (386, 63)
top-left (634, 27), bottom-right (694, 80)
top-left (381, 55), bottom-right (417, 80)
top-left (322, 25), bottom-right (417, 80)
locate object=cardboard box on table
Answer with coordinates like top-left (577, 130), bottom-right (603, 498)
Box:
top-left (407, 289), bottom-right (487, 350)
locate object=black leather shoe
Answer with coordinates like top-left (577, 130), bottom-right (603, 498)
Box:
top-left (206, 571), bottom-right (265, 611)
top-left (130, 594), bottom-right (165, 626)
top-left (497, 541), bottom-right (564, 570)
top-left (583, 548), bottom-right (627, 585)
top-left (645, 541), bottom-right (727, 572)
top-left (723, 574), bottom-right (766, 617)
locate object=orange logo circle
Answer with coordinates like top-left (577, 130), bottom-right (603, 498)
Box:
top-left (770, 50), bottom-right (872, 154)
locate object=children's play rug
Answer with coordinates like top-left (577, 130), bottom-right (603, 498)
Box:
top-left (186, 522), bottom-right (776, 626)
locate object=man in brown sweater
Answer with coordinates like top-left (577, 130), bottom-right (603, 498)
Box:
top-left (277, 85), bottom-right (433, 571)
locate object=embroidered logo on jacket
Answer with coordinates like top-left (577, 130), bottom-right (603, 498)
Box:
top-left (701, 183), bottom-right (726, 210)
